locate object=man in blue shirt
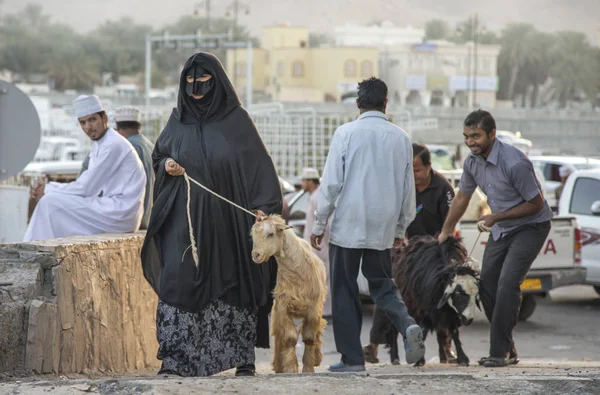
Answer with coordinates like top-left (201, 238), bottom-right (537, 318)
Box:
top-left (363, 143), bottom-right (456, 364)
top-left (439, 109), bottom-right (553, 367)
top-left (311, 77), bottom-right (425, 372)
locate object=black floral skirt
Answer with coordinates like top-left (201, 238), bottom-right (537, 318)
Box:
top-left (156, 298), bottom-right (258, 377)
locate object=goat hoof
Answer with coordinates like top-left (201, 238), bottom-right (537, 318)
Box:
top-left (458, 358), bottom-right (470, 367)
top-left (391, 359), bottom-right (400, 365)
top-left (414, 358), bottom-right (425, 367)
top-left (362, 345), bottom-right (379, 364)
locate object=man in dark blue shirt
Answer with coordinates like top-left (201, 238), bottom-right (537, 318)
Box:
top-left (439, 109), bottom-right (552, 368)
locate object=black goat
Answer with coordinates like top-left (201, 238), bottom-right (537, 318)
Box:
top-left (364, 235), bottom-right (480, 367)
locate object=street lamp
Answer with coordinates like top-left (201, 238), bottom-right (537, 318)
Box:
top-left (194, 1), bottom-right (212, 32)
top-left (456, 13), bottom-right (485, 108)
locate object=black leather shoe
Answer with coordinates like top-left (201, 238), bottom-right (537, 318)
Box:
top-left (158, 369), bottom-right (181, 376)
top-left (235, 363), bottom-right (256, 377)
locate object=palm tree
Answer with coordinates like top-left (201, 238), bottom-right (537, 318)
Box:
top-left (547, 31), bottom-right (599, 107)
top-left (45, 47), bottom-right (100, 90)
top-left (516, 32), bottom-right (553, 107)
top-left (425, 19), bottom-right (450, 41)
top-left (497, 23), bottom-right (543, 101)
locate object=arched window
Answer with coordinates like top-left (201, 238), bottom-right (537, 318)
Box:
top-left (277, 61), bottom-right (285, 77)
top-left (344, 60), bottom-right (357, 77)
top-left (292, 61), bottom-right (305, 78)
top-left (360, 60), bottom-right (374, 77)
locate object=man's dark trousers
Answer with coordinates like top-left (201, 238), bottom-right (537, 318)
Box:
top-left (480, 221), bottom-right (551, 358)
top-left (329, 243), bottom-right (416, 365)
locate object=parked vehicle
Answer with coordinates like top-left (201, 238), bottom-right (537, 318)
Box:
top-left (496, 130), bottom-right (534, 155)
top-left (557, 168), bottom-right (600, 296)
top-left (427, 144), bottom-right (459, 172)
top-left (458, 217), bottom-right (586, 321)
top-left (529, 155), bottom-right (600, 208)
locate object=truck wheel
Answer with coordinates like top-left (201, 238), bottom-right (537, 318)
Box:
top-left (518, 295), bottom-right (536, 322)
top-left (594, 286), bottom-right (600, 297)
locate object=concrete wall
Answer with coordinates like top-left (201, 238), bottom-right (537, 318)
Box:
top-left (0, 233), bottom-right (160, 376)
top-left (409, 110), bottom-right (600, 157)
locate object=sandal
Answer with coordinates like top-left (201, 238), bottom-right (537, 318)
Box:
top-left (158, 369), bottom-right (181, 376)
top-left (483, 357), bottom-right (509, 367)
top-left (481, 356), bottom-right (519, 368)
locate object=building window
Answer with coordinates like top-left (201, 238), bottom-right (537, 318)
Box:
top-left (292, 61), bottom-right (305, 77)
top-left (277, 61), bottom-right (285, 77)
top-left (360, 60), bottom-right (373, 77)
top-left (481, 57), bottom-right (491, 73)
top-left (344, 60), bottom-right (357, 77)
top-left (265, 52), bottom-right (270, 65)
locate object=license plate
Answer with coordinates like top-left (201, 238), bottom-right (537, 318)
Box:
top-left (521, 278), bottom-right (542, 290)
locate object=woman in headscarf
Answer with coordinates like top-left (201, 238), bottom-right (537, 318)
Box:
top-left (141, 52), bottom-right (282, 377)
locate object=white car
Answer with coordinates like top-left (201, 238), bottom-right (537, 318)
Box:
top-left (529, 156), bottom-right (600, 208)
top-left (496, 130), bottom-right (533, 155)
top-left (558, 168), bottom-right (600, 295)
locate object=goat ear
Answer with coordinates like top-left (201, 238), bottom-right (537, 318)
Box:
top-left (437, 282), bottom-right (455, 309)
top-left (276, 223), bottom-right (293, 232)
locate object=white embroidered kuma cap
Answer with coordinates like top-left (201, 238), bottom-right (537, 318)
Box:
top-left (114, 106), bottom-right (141, 123)
top-left (300, 168), bottom-right (320, 180)
top-left (72, 95), bottom-right (104, 118)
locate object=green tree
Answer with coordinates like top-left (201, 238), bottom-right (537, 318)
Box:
top-left (85, 17), bottom-right (153, 81)
top-left (425, 19), bottom-right (450, 41)
top-left (309, 32), bottom-right (334, 47)
top-left (46, 46), bottom-right (100, 90)
top-left (452, 17), bottom-right (499, 45)
top-left (547, 31), bottom-right (600, 107)
top-left (512, 32), bottom-right (553, 107)
top-left (497, 23), bottom-right (539, 101)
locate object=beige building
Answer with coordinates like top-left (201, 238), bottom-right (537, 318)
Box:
top-left (382, 40), bottom-right (501, 108)
top-left (226, 25), bottom-right (379, 103)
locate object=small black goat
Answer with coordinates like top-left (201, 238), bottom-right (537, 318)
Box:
top-left (364, 236), bottom-right (480, 366)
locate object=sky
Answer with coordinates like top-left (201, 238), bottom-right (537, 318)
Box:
top-left (2, 0), bottom-right (599, 44)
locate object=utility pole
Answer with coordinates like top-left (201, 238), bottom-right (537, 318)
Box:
top-left (194, 1), bottom-right (211, 32)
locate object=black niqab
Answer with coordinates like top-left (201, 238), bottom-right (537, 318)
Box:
top-left (177, 53), bottom-right (240, 123)
top-left (141, 52), bottom-right (282, 348)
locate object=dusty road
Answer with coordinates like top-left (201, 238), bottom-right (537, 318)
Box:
top-left (255, 285), bottom-right (600, 367)
top-left (1, 285), bottom-right (598, 394)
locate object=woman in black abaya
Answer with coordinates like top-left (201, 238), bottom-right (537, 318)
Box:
top-left (141, 52), bottom-right (282, 377)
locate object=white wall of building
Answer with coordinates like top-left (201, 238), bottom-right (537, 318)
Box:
top-left (334, 21), bottom-right (424, 47)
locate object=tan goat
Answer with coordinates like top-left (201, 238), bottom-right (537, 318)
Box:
top-left (250, 215), bottom-right (327, 373)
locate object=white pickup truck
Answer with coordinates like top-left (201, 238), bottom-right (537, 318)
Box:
top-left (458, 216), bottom-right (586, 321)
top-left (557, 169), bottom-right (600, 295)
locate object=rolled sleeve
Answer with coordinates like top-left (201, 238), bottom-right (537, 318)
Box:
top-left (510, 160), bottom-right (542, 202)
top-left (458, 159), bottom-right (477, 195)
